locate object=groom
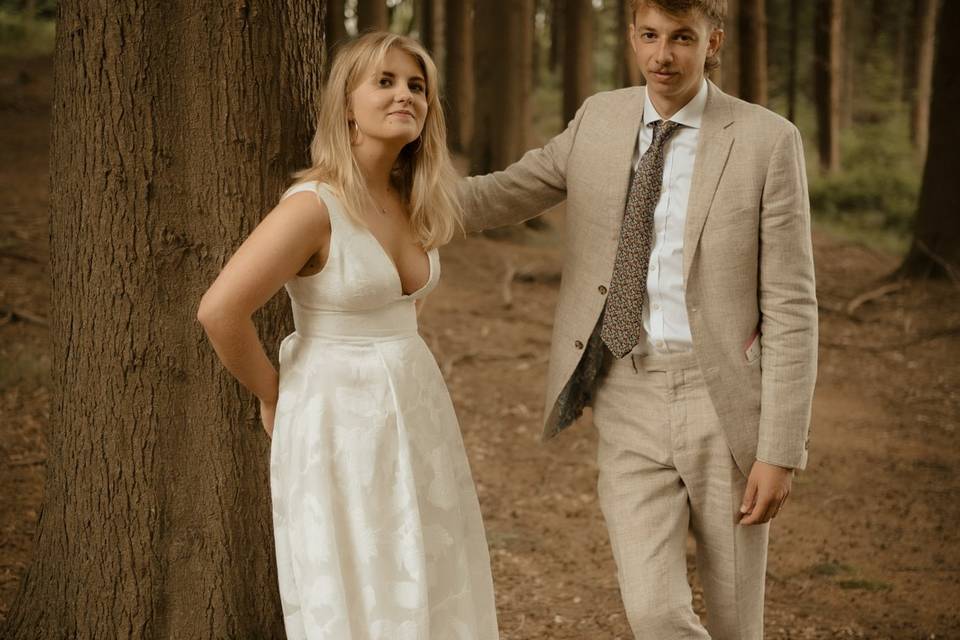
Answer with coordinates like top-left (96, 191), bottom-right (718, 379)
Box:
top-left (459, 0), bottom-right (817, 637)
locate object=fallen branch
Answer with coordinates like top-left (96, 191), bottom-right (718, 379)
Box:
top-left (845, 282), bottom-right (904, 317)
top-left (0, 304), bottom-right (48, 327)
top-left (821, 325), bottom-right (960, 351)
top-left (501, 259), bottom-right (516, 309)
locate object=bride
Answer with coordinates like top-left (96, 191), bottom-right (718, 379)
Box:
top-left (197, 31), bottom-right (499, 640)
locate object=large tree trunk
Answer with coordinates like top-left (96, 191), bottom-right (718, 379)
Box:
top-left (911, 0), bottom-right (938, 158)
top-left (900, 0), bottom-right (960, 279)
top-left (738, 0), bottom-right (768, 105)
top-left (814, 0), bottom-right (842, 173)
top-left (444, 0), bottom-right (474, 153)
top-left (472, 0), bottom-right (534, 174)
top-left (720, 0), bottom-right (740, 95)
top-left (0, 1), bottom-right (324, 638)
top-left (357, 0), bottom-right (389, 32)
top-left (326, 0), bottom-right (347, 55)
top-left (619, 0), bottom-right (642, 87)
top-left (563, 0), bottom-right (593, 124)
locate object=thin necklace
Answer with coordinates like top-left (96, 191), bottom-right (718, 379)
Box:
top-left (370, 186), bottom-right (395, 216)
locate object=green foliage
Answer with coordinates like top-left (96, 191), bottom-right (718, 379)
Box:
top-left (806, 106), bottom-right (921, 255)
top-left (0, 8), bottom-right (55, 57)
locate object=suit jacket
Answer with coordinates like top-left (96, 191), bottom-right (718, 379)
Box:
top-left (459, 81), bottom-right (818, 475)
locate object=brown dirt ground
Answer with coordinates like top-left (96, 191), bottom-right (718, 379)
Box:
top-left (2, 56), bottom-right (959, 639)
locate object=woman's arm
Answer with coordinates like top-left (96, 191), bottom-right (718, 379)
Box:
top-left (196, 191), bottom-right (330, 407)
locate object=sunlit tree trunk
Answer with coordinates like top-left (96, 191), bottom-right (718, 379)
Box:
top-left (911, 0), bottom-right (938, 158)
top-left (814, 0), bottom-right (842, 173)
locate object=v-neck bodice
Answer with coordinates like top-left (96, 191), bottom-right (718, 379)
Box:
top-left (280, 181), bottom-right (440, 340)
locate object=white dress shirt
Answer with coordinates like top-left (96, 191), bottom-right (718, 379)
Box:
top-left (629, 79), bottom-right (708, 355)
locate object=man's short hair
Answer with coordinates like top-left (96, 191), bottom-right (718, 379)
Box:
top-left (630, 0), bottom-right (727, 29)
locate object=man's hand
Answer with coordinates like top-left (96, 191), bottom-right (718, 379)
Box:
top-left (739, 460), bottom-right (793, 525)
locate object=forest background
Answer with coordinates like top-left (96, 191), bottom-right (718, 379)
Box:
top-left (0, 0), bottom-right (957, 638)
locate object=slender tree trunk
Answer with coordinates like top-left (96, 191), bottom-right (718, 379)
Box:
top-left (814, 0), bottom-right (842, 173)
top-left (22, 0), bottom-right (36, 20)
top-left (357, 0), bottom-right (389, 32)
top-left (0, 1), bottom-right (324, 638)
top-left (418, 0), bottom-right (436, 53)
top-left (720, 0), bottom-right (740, 95)
top-left (738, 0), bottom-right (767, 105)
top-left (549, 0), bottom-right (562, 74)
top-left (472, 0), bottom-right (534, 174)
top-left (911, 0), bottom-right (938, 158)
top-left (619, 0), bottom-right (642, 87)
top-left (900, 0), bottom-right (960, 279)
top-left (326, 0), bottom-right (347, 56)
top-left (787, 0), bottom-right (800, 122)
top-left (841, 0), bottom-right (856, 128)
top-left (563, 0), bottom-right (593, 124)
top-left (445, 0), bottom-right (474, 153)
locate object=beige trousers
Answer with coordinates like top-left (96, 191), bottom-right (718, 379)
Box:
top-left (593, 351), bottom-right (769, 640)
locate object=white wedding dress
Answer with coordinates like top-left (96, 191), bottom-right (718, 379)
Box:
top-left (269, 181), bottom-right (499, 639)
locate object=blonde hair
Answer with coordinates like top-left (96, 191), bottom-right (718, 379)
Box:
top-left (293, 31), bottom-right (462, 250)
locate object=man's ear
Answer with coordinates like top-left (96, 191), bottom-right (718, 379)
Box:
top-left (628, 22), bottom-right (640, 57)
top-left (708, 27), bottom-right (725, 58)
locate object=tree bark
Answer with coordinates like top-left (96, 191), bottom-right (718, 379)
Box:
top-left (563, 0), bottom-right (593, 124)
top-left (619, 0), bottom-right (642, 87)
top-left (787, 0), bottom-right (800, 122)
top-left (326, 0), bottom-right (347, 55)
top-left (814, 0), bottom-right (842, 173)
top-left (911, 0), bottom-right (938, 157)
top-left (0, 1), bottom-right (324, 638)
top-left (720, 0), bottom-right (740, 95)
top-left (738, 0), bottom-right (768, 105)
top-left (444, 0), bottom-right (475, 153)
top-left (900, 0), bottom-right (960, 279)
top-left (357, 0), bottom-right (389, 32)
top-left (472, 0), bottom-right (534, 174)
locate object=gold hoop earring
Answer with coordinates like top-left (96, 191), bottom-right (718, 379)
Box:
top-left (349, 120), bottom-right (360, 144)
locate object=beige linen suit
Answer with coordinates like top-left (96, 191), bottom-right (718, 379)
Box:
top-left (460, 81), bottom-right (818, 638)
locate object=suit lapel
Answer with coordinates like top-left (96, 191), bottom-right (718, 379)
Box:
top-left (607, 88), bottom-right (647, 230)
top-left (683, 82), bottom-right (735, 281)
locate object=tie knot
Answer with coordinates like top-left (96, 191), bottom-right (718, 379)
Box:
top-left (651, 120), bottom-right (680, 147)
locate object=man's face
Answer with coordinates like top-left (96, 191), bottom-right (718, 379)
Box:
top-left (629, 4), bottom-right (723, 106)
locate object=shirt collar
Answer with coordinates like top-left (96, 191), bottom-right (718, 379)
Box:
top-left (642, 78), bottom-right (709, 130)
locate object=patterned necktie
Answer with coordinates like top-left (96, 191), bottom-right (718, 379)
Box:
top-left (601, 120), bottom-right (681, 358)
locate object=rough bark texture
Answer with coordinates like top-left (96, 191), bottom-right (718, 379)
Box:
top-left (738, 0), bottom-right (767, 105)
top-left (471, 0), bottom-right (534, 174)
top-left (444, 0), bottom-right (474, 153)
top-left (326, 0), bottom-right (347, 55)
top-left (562, 0), bottom-right (593, 124)
top-left (900, 0), bottom-right (960, 279)
top-left (911, 0), bottom-right (938, 157)
top-left (814, 0), bottom-right (842, 173)
top-left (0, 1), bottom-right (324, 638)
top-left (357, 0), bottom-right (389, 32)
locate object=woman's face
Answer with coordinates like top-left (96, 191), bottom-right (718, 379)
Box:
top-left (349, 48), bottom-right (428, 147)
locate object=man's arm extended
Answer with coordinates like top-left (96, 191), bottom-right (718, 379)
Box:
top-left (459, 100), bottom-right (589, 234)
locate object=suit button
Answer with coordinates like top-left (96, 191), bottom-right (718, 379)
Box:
top-left (574, 340), bottom-right (584, 349)
top-left (598, 285), bottom-right (607, 295)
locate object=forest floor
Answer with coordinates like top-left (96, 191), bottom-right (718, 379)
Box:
top-left (2, 56), bottom-right (959, 639)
